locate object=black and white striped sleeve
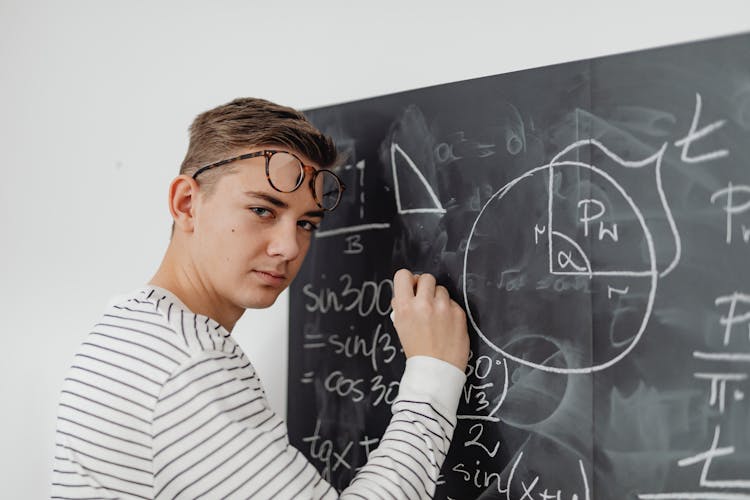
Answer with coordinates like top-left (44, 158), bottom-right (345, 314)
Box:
top-left (152, 351), bottom-right (463, 499)
top-left (151, 351), bottom-right (336, 499)
top-left (340, 356), bottom-right (466, 500)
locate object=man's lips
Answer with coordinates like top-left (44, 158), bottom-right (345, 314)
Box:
top-left (256, 270), bottom-right (285, 279)
top-left (253, 270), bottom-right (287, 283)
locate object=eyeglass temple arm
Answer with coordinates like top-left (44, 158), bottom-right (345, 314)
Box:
top-left (192, 151), bottom-right (266, 179)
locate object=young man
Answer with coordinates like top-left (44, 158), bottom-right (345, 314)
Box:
top-left (52, 98), bottom-right (469, 499)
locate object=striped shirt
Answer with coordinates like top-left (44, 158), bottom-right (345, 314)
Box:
top-left (52, 286), bottom-right (466, 499)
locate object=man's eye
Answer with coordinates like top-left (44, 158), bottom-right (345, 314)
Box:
top-left (298, 220), bottom-right (319, 232)
top-left (249, 207), bottom-right (273, 217)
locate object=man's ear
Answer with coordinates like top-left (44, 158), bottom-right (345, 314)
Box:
top-left (169, 175), bottom-right (200, 233)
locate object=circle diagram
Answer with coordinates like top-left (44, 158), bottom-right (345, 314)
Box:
top-left (462, 141), bottom-right (658, 374)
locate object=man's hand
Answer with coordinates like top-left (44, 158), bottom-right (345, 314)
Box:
top-left (390, 268), bottom-right (470, 372)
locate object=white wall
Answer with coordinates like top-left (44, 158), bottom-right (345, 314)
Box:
top-left (1, 1), bottom-right (748, 497)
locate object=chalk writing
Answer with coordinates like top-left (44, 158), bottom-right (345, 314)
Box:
top-left (291, 34), bottom-right (750, 498)
top-left (303, 274), bottom-right (393, 317)
top-left (328, 323), bottom-right (398, 371)
top-left (710, 183), bottom-right (750, 244)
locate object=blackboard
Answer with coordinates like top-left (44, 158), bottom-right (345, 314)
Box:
top-left (288, 32), bottom-right (750, 499)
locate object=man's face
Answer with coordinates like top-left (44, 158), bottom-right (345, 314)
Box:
top-left (190, 148), bottom-right (325, 310)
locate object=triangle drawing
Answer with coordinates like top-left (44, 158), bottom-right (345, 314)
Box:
top-left (390, 142), bottom-right (446, 214)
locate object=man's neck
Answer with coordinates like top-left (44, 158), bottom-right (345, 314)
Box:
top-left (150, 245), bottom-right (243, 332)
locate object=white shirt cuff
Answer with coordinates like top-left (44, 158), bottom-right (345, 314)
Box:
top-left (397, 355), bottom-right (467, 418)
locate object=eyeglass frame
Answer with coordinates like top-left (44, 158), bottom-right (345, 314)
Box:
top-left (191, 149), bottom-right (346, 211)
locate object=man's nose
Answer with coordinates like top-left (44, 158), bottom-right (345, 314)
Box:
top-left (267, 219), bottom-right (300, 261)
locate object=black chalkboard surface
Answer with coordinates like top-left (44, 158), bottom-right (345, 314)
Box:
top-left (288, 32), bottom-right (750, 499)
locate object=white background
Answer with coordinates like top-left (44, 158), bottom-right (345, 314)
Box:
top-left (1, 1), bottom-right (748, 497)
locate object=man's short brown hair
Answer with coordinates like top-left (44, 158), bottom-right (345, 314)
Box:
top-left (180, 97), bottom-right (338, 191)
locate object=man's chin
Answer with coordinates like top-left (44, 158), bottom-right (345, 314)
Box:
top-left (240, 290), bottom-right (282, 310)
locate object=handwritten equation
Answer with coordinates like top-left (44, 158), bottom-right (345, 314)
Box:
top-left (290, 33), bottom-right (750, 499)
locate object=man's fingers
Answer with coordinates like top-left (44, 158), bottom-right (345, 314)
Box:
top-left (389, 269), bottom-right (470, 372)
top-left (415, 273), bottom-right (437, 299)
top-left (435, 285), bottom-right (450, 303)
top-left (393, 268), bottom-right (417, 301)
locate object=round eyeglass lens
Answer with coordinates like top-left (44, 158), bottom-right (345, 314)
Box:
top-left (314, 170), bottom-right (342, 210)
top-left (268, 152), bottom-right (304, 192)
